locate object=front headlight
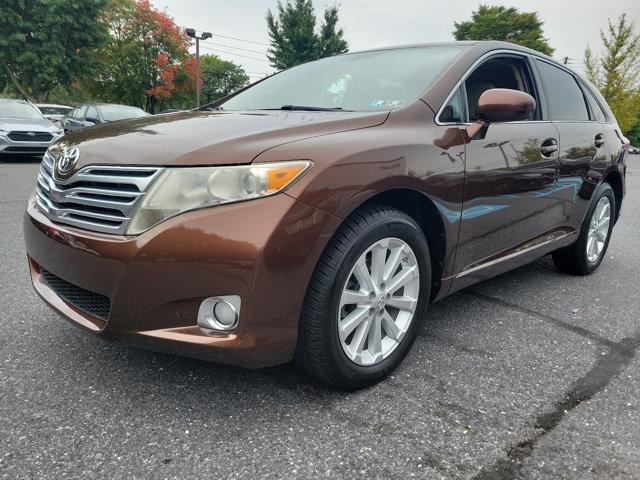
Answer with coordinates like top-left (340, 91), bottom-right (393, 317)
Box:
top-left (53, 128), bottom-right (64, 137)
top-left (127, 160), bottom-right (312, 235)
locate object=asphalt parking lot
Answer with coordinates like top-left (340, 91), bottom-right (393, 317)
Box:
top-left (1, 157), bottom-right (639, 480)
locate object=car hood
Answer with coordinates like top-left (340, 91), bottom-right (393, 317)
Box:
top-left (49, 110), bottom-right (389, 169)
top-left (0, 117), bottom-right (56, 131)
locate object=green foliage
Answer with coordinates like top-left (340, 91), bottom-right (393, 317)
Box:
top-left (0, 0), bottom-right (108, 102)
top-left (453, 4), bottom-right (554, 56)
top-left (0, 71), bottom-right (7, 94)
top-left (584, 14), bottom-right (640, 134)
top-left (200, 55), bottom-right (249, 104)
top-left (266, 0), bottom-right (348, 70)
top-left (87, 0), bottom-right (191, 113)
top-left (46, 84), bottom-right (96, 107)
top-left (626, 119), bottom-right (640, 146)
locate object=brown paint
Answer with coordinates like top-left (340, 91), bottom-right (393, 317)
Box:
top-left (24, 41), bottom-right (627, 368)
top-left (477, 88), bottom-right (536, 123)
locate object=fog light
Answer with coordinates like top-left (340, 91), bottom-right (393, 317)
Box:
top-left (197, 296), bottom-right (240, 331)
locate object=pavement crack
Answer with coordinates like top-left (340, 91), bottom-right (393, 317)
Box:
top-left (467, 293), bottom-right (640, 480)
top-left (466, 291), bottom-right (618, 349)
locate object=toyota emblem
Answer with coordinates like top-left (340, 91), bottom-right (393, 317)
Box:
top-left (57, 147), bottom-right (80, 175)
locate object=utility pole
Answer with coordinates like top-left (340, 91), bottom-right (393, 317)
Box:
top-left (186, 28), bottom-right (212, 108)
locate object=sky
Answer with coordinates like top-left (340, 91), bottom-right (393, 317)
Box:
top-left (150, 0), bottom-right (640, 79)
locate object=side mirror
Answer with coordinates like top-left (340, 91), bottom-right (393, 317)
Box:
top-left (477, 88), bottom-right (536, 123)
top-left (467, 88), bottom-right (536, 140)
top-left (86, 117), bottom-right (100, 125)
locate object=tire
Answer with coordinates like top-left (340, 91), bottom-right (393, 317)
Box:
top-left (552, 182), bottom-right (616, 275)
top-left (295, 205), bottom-right (431, 390)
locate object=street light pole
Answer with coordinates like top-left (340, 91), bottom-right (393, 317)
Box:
top-left (195, 37), bottom-right (201, 108)
top-left (186, 28), bottom-right (212, 109)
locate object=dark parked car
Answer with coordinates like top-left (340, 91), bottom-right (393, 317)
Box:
top-left (0, 99), bottom-right (64, 157)
top-left (25, 41), bottom-right (627, 389)
top-left (62, 103), bottom-right (148, 132)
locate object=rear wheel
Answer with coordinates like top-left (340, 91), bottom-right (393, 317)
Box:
top-left (295, 205), bottom-right (431, 390)
top-left (552, 182), bottom-right (615, 275)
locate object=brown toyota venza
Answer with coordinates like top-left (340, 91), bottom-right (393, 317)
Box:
top-left (25, 41), bottom-right (628, 389)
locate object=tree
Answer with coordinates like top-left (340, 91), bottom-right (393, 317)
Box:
top-left (0, 0), bottom-right (108, 102)
top-left (453, 4), bottom-right (554, 56)
top-left (584, 14), bottom-right (640, 134)
top-left (88, 0), bottom-right (190, 113)
top-left (266, 0), bottom-right (348, 70)
top-left (200, 55), bottom-right (249, 104)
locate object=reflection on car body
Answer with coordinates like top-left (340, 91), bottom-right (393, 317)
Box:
top-left (24, 41), bottom-right (627, 389)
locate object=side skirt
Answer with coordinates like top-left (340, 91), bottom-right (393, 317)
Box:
top-left (434, 228), bottom-right (578, 300)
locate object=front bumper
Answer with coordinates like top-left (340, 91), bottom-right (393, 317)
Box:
top-left (24, 193), bottom-right (338, 368)
top-left (0, 135), bottom-right (57, 156)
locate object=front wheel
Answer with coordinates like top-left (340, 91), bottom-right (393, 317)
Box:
top-left (295, 205), bottom-right (431, 390)
top-left (552, 182), bottom-right (616, 275)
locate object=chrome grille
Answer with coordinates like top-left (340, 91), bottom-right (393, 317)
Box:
top-left (8, 131), bottom-right (53, 142)
top-left (35, 152), bottom-right (163, 235)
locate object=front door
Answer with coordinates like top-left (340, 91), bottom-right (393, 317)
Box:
top-left (451, 54), bottom-right (562, 284)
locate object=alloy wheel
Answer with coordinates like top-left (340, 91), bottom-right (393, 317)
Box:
top-left (337, 237), bottom-right (420, 366)
top-left (587, 196), bottom-right (611, 263)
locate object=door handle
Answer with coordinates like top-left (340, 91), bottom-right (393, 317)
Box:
top-left (540, 138), bottom-right (558, 157)
top-left (595, 133), bottom-right (605, 148)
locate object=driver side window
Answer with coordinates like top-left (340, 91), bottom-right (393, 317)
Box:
top-left (465, 56), bottom-right (539, 122)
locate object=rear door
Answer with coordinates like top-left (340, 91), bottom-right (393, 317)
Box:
top-left (451, 53), bottom-right (562, 282)
top-left (533, 59), bottom-right (618, 232)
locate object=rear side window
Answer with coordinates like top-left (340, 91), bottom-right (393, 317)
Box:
top-left (583, 86), bottom-right (608, 122)
top-left (535, 60), bottom-right (589, 121)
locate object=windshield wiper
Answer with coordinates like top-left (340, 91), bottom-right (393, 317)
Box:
top-left (279, 105), bottom-right (349, 112)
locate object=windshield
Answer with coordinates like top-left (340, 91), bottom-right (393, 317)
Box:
top-left (38, 106), bottom-right (72, 115)
top-left (222, 46), bottom-right (466, 112)
top-left (0, 101), bottom-right (44, 119)
top-left (101, 105), bottom-right (149, 122)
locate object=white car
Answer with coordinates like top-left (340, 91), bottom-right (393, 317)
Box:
top-left (0, 99), bottom-right (64, 157)
top-left (35, 103), bottom-right (73, 126)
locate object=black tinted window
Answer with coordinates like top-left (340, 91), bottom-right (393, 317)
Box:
top-left (583, 86), bottom-right (608, 122)
top-left (535, 60), bottom-right (589, 121)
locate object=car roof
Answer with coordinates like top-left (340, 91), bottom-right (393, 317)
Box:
top-left (347, 40), bottom-right (556, 63)
top-left (36, 103), bottom-right (73, 108)
top-left (0, 98), bottom-right (33, 105)
top-left (76, 103), bottom-right (142, 108)
top-left (377, 41), bottom-right (577, 115)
